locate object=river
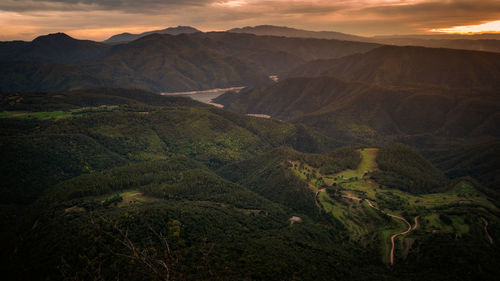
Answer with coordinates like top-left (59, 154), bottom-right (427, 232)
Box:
top-left (160, 86), bottom-right (245, 107)
top-left (161, 86), bottom-right (272, 118)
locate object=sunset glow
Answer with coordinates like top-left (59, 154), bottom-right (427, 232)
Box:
top-left (431, 20), bottom-right (500, 34)
top-left (0, 0), bottom-right (499, 40)
top-left (214, 0), bottom-right (248, 7)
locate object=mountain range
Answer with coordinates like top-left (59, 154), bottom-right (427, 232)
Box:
top-left (228, 25), bottom-right (366, 42)
top-left (0, 31), bottom-right (378, 93)
top-left (103, 26), bottom-right (201, 44)
top-left (4, 27), bottom-right (500, 94)
top-left (230, 25), bottom-right (500, 53)
top-left (287, 45), bottom-right (500, 89)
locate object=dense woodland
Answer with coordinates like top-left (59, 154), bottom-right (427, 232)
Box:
top-left (371, 144), bottom-right (449, 194)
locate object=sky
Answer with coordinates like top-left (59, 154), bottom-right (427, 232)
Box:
top-left (0, 0), bottom-right (499, 41)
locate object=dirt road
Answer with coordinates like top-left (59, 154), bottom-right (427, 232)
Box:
top-left (388, 215), bottom-right (412, 265)
top-left (342, 193), bottom-right (362, 201)
top-left (314, 189), bottom-right (326, 210)
top-left (365, 200), bottom-right (417, 265)
top-left (413, 216), bottom-right (419, 230)
top-left (481, 217), bottom-right (494, 244)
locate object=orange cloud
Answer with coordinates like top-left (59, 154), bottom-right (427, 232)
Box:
top-left (1, 0), bottom-right (499, 40)
top-left (430, 20), bottom-right (500, 34)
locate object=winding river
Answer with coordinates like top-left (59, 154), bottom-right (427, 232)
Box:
top-left (161, 87), bottom-right (245, 107)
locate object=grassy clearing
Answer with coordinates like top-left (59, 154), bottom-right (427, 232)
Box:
top-left (327, 148), bottom-right (379, 183)
top-left (0, 110), bottom-right (70, 119)
top-left (358, 148), bottom-right (379, 173)
top-left (318, 191), bottom-right (398, 239)
top-left (294, 147), bottom-right (496, 217)
top-left (341, 179), bottom-right (496, 214)
top-left (62, 190), bottom-right (161, 212)
top-left (116, 190), bottom-right (160, 207)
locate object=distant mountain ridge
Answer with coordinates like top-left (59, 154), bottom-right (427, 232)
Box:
top-left (228, 25), bottom-right (500, 53)
top-left (104, 26), bottom-right (200, 43)
top-left (371, 38), bottom-right (500, 53)
top-left (228, 25), bottom-right (366, 42)
top-left (288, 45), bottom-right (500, 89)
top-left (373, 33), bottom-right (500, 40)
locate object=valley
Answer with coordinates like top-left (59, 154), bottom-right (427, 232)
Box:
top-left (1, 22), bottom-right (499, 281)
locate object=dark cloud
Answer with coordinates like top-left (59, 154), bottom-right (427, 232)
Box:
top-left (359, 0), bottom-right (500, 28)
top-left (1, 1), bottom-right (499, 40)
top-left (253, 1), bottom-right (344, 15)
top-left (0, 0), bottom-right (211, 13)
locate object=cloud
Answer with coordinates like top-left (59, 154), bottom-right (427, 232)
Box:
top-left (431, 20), bottom-right (500, 33)
top-left (0, 0), bottom-right (211, 13)
top-left (1, 0), bottom-right (499, 40)
top-left (358, 0), bottom-right (500, 30)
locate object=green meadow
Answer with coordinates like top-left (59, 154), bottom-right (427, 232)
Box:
top-left (0, 105), bottom-right (118, 120)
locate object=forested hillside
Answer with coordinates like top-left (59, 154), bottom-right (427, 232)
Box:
top-left (217, 146), bottom-right (361, 217)
top-left (425, 142), bottom-right (500, 191)
top-left (0, 88), bottom-right (334, 204)
top-left (215, 76), bottom-right (500, 143)
top-left (193, 32), bottom-right (379, 75)
top-left (0, 61), bottom-right (122, 93)
top-left (0, 88), bottom-right (381, 281)
top-left (288, 45), bottom-right (500, 89)
top-left (0, 32), bottom-right (378, 93)
top-left (83, 34), bottom-right (271, 92)
top-left (0, 33), bottom-right (109, 64)
top-left (371, 144), bottom-right (449, 194)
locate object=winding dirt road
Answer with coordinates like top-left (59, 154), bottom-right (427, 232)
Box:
top-left (388, 216), bottom-right (419, 265)
top-left (413, 216), bottom-right (419, 230)
top-left (342, 193), bottom-right (362, 201)
top-left (481, 217), bottom-right (494, 244)
top-left (314, 189), bottom-right (326, 210)
top-left (365, 200), bottom-right (418, 265)
top-left (314, 191), bottom-right (321, 209)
